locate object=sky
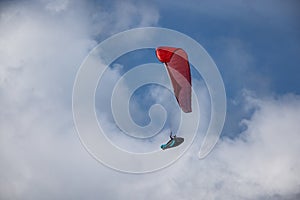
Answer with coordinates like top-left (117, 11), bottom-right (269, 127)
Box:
top-left (0, 0), bottom-right (300, 199)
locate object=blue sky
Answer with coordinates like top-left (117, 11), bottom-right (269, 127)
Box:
top-left (0, 0), bottom-right (300, 199)
top-left (156, 0), bottom-right (300, 94)
top-left (153, 0), bottom-right (300, 138)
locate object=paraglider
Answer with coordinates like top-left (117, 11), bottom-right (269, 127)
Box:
top-left (160, 135), bottom-right (184, 150)
top-left (155, 46), bottom-right (192, 150)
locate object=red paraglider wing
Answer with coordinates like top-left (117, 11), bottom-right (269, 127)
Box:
top-left (156, 46), bottom-right (192, 113)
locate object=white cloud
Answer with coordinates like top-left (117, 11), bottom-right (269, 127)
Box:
top-left (44, 0), bottom-right (69, 12)
top-left (108, 0), bottom-right (159, 32)
top-left (110, 93), bottom-right (300, 200)
top-left (0, 0), bottom-right (160, 199)
top-left (1, 0), bottom-right (299, 200)
top-left (212, 93), bottom-right (300, 199)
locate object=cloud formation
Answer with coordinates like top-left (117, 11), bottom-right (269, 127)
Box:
top-left (0, 0), bottom-right (159, 199)
top-left (88, 92), bottom-right (300, 200)
top-left (0, 0), bottom-right (299, 200)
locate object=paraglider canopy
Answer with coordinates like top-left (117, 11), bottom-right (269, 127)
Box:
top-left (155, 46), bottom-right (192, 113)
